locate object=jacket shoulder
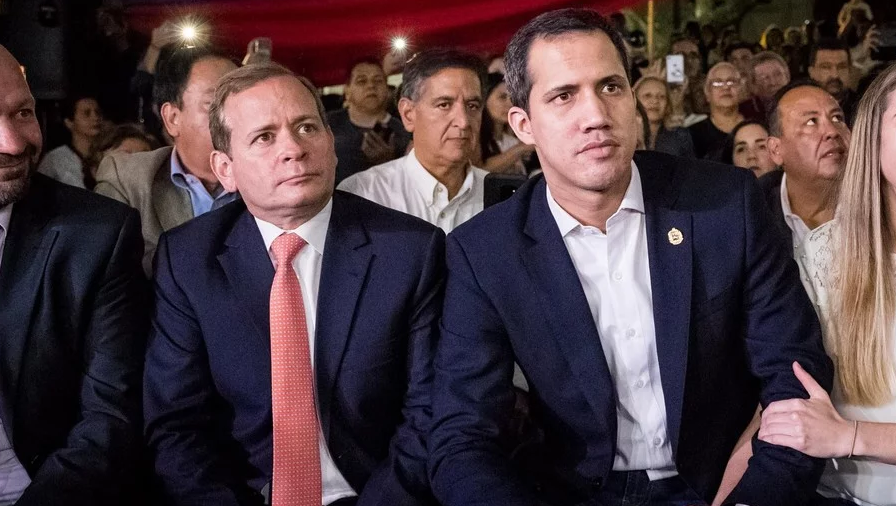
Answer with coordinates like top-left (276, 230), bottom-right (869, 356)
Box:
top-left (96, 146), bottom-right (172, 189)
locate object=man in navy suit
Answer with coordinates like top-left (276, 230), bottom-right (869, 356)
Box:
top-left (428, 9), bottom-right (833, 506)
top-left (143, 63), bottom-right (442, 506)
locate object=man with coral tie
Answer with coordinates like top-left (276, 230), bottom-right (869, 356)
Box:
top-left (143, 62), bottom-right (442, 506)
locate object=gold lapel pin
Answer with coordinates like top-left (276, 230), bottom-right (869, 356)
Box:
top-left (668, 227), bottom-right (684, 245)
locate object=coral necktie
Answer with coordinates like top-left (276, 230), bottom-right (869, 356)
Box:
top-left (269, 232), bottom-right (320, 506)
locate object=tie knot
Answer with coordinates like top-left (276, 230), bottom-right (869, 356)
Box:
top-left (271, 232), bottom-right (307, 265)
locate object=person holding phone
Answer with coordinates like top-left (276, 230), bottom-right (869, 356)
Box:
top-left (328, 60), bottom-right (411, 184)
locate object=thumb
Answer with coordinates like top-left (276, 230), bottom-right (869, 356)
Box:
top-left (793, 361), bottom-right (828, 400)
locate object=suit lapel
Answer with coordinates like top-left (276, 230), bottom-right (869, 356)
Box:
top-left (217, 210), bottom-right (275, 351)
top-left (152, 154), bottom-right (193, 233)
top-left (0, 179), bottom-right (57, 440)
top-left (520, 180), bottom-right (616, 424)
top-left (638, 153), bottom-right (693, 454)
top-left (315, 194), bottom-right (372, 440)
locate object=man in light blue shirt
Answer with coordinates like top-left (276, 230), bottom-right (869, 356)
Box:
top-left (95, 45), bottom-right (239, 275)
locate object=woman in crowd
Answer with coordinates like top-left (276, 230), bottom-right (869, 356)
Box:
top-left (84, 123), bottom-right (157, 189)
top-left (720, 120), bottom-right (776, 177)
top-left (478, 72), bottom-right (534, 174)
top-left (716, 63), bottom-right (896, 506)
top-left (633, 76), bottom-right (696, 158)
top-left (688, 62), bottom-right (744, 159)
top-left (37, 95), bottom-right (104, 189)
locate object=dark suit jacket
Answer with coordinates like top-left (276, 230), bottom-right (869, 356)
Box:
top-left (144, 191), bottom-right (443, 506)
top-left (429, 151), bottom-right (833, 506)
top-left (757, 169), bottom-right (791, 250)
top-left (653, 126), bottom-right (696, 159)
top-left (0, 174), bottom-right (147, 505)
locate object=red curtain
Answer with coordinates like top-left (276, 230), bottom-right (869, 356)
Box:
top-left (126, 0), bottom-right (637, 85)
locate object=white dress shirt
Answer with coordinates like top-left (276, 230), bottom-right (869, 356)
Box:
top-left (254, 198), bottom-right (356, 505)
top-left (780, 174), bottom-right (812, 254)
top-left (800, 222), bottom-right (896, 506)
top-left (547, 163), bottom-right (677, 480)
top-left (36, 145), bottom-right (85, 189)
top-left (0, 204), bottom-right (34, 505)
top-left (337, 149), bottom-right (486, 233)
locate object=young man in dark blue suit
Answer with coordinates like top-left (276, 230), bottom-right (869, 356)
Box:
top-left (143, 63), bottom-right (442, 506)
top-left (428, 9), bottom-right (833, 506)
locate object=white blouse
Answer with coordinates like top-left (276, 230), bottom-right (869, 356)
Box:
top-left (799, 222), bottom-right (896, 506)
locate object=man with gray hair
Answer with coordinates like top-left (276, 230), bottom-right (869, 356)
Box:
top-left (337, 48), bottom-right (488, 233)
top-left (144, 62), bottom-right (442, 506)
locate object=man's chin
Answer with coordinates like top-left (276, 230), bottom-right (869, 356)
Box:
top-left (0, 177), bottom-right (31, 208)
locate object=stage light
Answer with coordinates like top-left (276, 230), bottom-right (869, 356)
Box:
top-left (181, 25), bottom-right (197, 42)
top-left (391, 36), bottom-right (408, 52)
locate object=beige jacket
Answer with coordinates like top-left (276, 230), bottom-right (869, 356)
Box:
top-left (95, 146), bottom-right (193, 276)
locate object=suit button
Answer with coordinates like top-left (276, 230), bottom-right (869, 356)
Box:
top-left (591, 477), bottom-right (603, 489)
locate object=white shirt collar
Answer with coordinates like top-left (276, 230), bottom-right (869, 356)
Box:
top-left (405, 149), bottom-right (476, 206)
top-left (254, 198), bottom-right (333, 257)
top-left (546, 161), bottom-right (645, 237)
top-left (0, 204), bottom-right (12, 233)
top-left (780, 173), bottom-right (794, 218)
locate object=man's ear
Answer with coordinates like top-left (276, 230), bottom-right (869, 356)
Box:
top-left (63, 117), bottom-right (74, 133)
top-left (160, 102), bottom-right (181, 139)
top-left (398, 97), bottom-right (415, 133)
top-left (210, 150), bottom-right (237, 193)
top-left (508, 106), bottom-right (535, 146)
top-left (767, 135), bottom-right (785, 166)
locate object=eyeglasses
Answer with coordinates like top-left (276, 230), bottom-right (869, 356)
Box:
top-left (710, 80), bottom-right (740, 88)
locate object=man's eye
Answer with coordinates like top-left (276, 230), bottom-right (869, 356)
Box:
top-left (555, 92), bottom-right (571, 103)
top-left (254, 132), bottom-right (273, 144)
top-left (603, 83), bottom-right (622, 94)
top-left (16, 109), bottom-right (34, 119)
top-left (437, 102), bottom-right (451, 110)
top-left (806, 118), bottom-right (817, 126)
top-left (298, 124), bottom-right (317, 134)
top-left (468, 102), bottom-right (482, 111)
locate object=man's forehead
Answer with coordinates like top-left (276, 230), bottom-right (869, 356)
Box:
top-left (351, 63), bottom-right (384, 78)
top-left (227, 77), bottom-right (316, 117)
top-left (528, 31), bottom-right (625, 81)
top-left (781, 87), bottom-right (840, 115)
top-left (815, 49), bottom-right (848, 62)
top-left (418, 67), bottom-right (481, 97)
top-left (755, 60), bottom-right (786, 73)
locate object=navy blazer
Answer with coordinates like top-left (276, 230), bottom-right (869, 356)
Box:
top-left (429, 151), bottom-right (833, 506)
top-left (144, 191), bottom-right (443, 506)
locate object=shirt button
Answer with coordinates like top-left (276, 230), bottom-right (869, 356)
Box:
top-left (625, 328), bottom-right (636, 339)
top-left (613, 271), bottom-right (622, 281)
top-left (436, 187), bottom-right (443, 193)
top-left (439, 212), bottom-right (445, 219)
top-left (653, 437), bottom-right (662, 447)
top-left (635, 379), bottom-right (645, 389)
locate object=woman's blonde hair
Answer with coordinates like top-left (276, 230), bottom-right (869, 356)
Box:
top-left (833, 62), bottom-right (896, 405)
top-left (633, 76), bottom-right (671, 126)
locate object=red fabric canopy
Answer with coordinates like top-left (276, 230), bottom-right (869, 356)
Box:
top-left (126, 0), bottom-right (637, 86)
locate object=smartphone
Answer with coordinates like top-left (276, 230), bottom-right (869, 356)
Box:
top-left (666, 54), bottom-right (685, 84)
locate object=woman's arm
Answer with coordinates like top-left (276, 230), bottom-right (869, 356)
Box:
top-left (712, 407), bottom-right (759, 506)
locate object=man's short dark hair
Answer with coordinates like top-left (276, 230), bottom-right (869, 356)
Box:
top-left (344, 57), bottom-right (384, 85)
top-left (724, 42), bottom-right (755, 62)
top-left (153, 45), bottom-right (232, 108)
top-left (767, 79), bottom-right (826, 136)
top-left (505, 8), bottom-right (630, 112)
top-left (399, 48), bottom-right (487, 101)
top-left (809, 38), bottom-right (852, 68)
